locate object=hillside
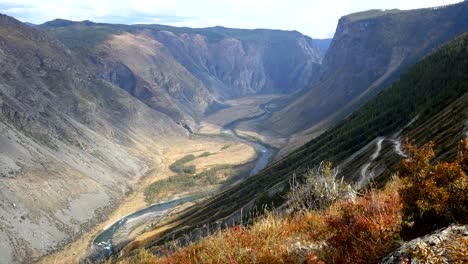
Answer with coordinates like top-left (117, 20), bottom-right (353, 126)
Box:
top-left (250, 1), bottom-right (468, 142)
top-left (117, 141), bottom-right (467, 263)
top-left (116, 31), bottom-right (468, 260)
top-left (0, 14), bottom-right (190, 263)
top-left (39, 22), bottom-right (327, 129)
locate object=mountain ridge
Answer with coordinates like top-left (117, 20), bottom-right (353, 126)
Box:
top-left (39, 20), bottom-right (328, 129)
top-left (252, 1), bottom-right (468, 141)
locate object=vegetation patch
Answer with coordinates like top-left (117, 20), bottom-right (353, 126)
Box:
top-left (198, 152), bottom-right (212, 158)
top-left (221, 144), bottom-right (231, 150)
top-left (169, 154), bottom-right (197, 174)
top-left (145, 164), bottom-right (246, 203)
top-left (122, 172), bottom-right (402, 264)
top-left (398, 139), bottom-right (468, 239)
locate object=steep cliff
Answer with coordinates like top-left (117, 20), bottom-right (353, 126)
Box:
top-left (258, 1), bottom-right (468, 138)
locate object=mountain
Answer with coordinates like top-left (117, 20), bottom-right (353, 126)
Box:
top-left (0, 14), bottom-right (330, 263)
top-left (252, 1), bottom-right (468, 141)
top-left (117, 31), bottom-right (468, 259)
top-left (0, 14), bottom-right (186, 263)
top-left (1, 2), bottom-right (466, 262)
top-left (39, 22), bottom-right (327, 129)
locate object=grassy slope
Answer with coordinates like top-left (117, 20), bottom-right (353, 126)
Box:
top-left (119, 32), bottom-right (468, 257)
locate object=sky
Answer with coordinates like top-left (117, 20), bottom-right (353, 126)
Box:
top-left (0, 0), bottom-right (463, 38)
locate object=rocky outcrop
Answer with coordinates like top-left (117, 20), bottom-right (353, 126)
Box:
top-left (95, 31), bottom-right (215, 128)
top-left (380, 225), bottom-right (468, 264)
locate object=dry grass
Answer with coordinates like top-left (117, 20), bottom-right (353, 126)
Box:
top-left (164, 139), bottom-right (255, 173)
top-left (117, 179), bottom-right (403, 264)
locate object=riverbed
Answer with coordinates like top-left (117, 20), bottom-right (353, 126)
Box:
top-left (88, 109), bottom-right (274, 262)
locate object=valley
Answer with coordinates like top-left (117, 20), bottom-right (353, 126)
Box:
top-left (37, 95), bottom-right (279, 263)
top-left (0, 1), bottom-right (466, 263)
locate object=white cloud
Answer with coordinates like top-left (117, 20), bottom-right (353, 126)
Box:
top-left (0, 0), bottom-right (463, 38)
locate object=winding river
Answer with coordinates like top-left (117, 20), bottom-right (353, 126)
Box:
top-left (89, 106), bottom-right (274, 262)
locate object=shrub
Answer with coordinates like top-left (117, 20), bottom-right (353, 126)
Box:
top-left (181, 165), bottom-right (196, 174)
top-left (398, 139), bottom-right (468, 239)
top-left (145, 165), bottom-right (242, 203)
top-left (288, 161), bottom-right (354, 211)
top-left (144, 174), bottom-right (198, 203)
top-left (322, 180), bottom-right (402, 263)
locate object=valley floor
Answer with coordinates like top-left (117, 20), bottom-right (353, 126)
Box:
top-left (38, 95), bottom-right (283, 263)
top-left (200, 94), bottom-right (288, 150)
top-left (38, 136), bottom-right (256, 264)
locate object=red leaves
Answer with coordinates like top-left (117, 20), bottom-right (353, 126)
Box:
top-left (398, 139), bottom-right (468, 238)
top-left (323, 185), bottom-right (402, 263)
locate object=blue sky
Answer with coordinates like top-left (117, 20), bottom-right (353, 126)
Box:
top-left (0, 0), bottom-right (463, 38)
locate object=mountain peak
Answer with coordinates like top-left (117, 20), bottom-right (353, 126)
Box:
top-left (0, 13), bottom-right (25, 27)
top-left (40, 18), bottom-right (97, 27)
top-left (40, 18), bottom-right (75, 27)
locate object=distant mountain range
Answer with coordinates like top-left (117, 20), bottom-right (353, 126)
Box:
top-left (39, 21), bottom-right (328, 129)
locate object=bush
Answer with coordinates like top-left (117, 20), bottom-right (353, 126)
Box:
top-left (322, 181), bottom-right (402, 263)
top-left (288, 161), bottom-right (354, 211)
top-left (398, 139), bottom-right (468, 239)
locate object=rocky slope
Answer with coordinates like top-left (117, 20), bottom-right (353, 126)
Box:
top-left (255, 1), bottom-right (468, 139)
top-left (40, 22), bottom-right (327, 129)
top-left (0, 14), bottom-right (186, 263)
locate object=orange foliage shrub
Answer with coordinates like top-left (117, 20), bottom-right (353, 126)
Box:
top-left (322, 181), bottom-right (402, 263)
top-left (398, 139), bottom-right (468, 239)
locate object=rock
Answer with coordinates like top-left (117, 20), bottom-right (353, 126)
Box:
top-left (379, 225), bottom-right (468, 264)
